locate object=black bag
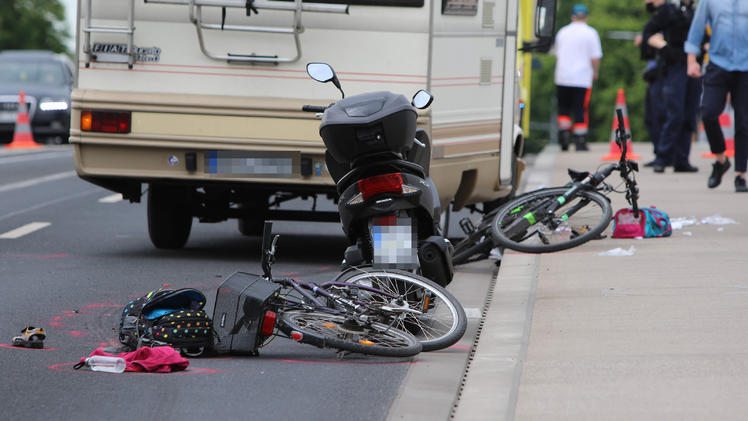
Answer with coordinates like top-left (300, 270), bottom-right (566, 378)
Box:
top-left (213, 272), bottom-right (281, 355)
top-left (119, 288), bottom-right (213, 356)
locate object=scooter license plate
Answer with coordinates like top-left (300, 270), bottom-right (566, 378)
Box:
top-left (371, 215), bottom-right (418, 270)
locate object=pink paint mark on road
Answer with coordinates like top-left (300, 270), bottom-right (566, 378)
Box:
top-left (49, 362), bottom-right (220, 375)
top-left (281, 272), bottom-right (300, 276)
top-left (42, 254), bottom-right (69, 258)
top-left (67, 330), bottom-right (88, 338)
top-left (48, 322), bottom-right (63, 328)
top-left (449, 345), bottom-right (471, 350)
top-left (279, 359), bottom-right (419, 366)
top-left (81, 303), bottom-right (121, 310)
top-left (0, 344), bottom-right (57, 351)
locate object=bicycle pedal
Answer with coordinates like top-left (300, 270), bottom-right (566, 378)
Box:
top-left (459, 218), bottom-right (476, 235)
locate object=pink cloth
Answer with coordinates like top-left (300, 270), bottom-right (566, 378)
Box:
top-left (82, 346), bottom-right (190, 373)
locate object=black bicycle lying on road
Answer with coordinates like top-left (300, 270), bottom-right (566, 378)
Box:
top-left (452, 108), bottom-right (640, 263)
top-left (256, 222), bottom-right (467, 357)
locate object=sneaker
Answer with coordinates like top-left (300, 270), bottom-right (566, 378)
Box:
top-left (707, 159), bottom-right (731, 188)
top-left (653, 164), bottom-right (666, 173)
top-left (736, 176), bottom-right (748, 193)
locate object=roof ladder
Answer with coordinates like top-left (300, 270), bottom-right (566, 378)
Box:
top-left (82, 0), bottom-right (136, 69)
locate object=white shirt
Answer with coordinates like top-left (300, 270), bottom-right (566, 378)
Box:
top-left (553, 21), bottom-right (603, 88)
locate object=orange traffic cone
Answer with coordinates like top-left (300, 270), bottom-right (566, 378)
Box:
top-left (601, 89), bottom-right (640, 161)
top-left (701, 102), bottom-right (735, 158)
top-left (5, 91), bottom-right (40, 150)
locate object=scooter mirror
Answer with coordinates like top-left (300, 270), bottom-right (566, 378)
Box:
top-left (307, 63), bottom-right (335, 83)
top-left (412, 90), bottom-right (434, 109)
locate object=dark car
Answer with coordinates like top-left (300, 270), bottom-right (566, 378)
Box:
top-left (0, 50), bottom-right (73, 144)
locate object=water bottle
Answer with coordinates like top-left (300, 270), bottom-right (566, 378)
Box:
top-left (86, 355), bottom-right (126, 373)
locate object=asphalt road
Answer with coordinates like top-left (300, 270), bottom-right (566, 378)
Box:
top-left (0, 147), bottom-right (435, 421)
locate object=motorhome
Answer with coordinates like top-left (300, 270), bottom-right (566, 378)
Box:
top-left (71, 0), bottom-right (555, 248)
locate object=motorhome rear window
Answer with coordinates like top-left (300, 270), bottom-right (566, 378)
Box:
top-left (275, 0), bottom-right (423, 7)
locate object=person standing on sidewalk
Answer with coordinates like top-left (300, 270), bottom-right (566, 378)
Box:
top-left (685, 0), bottom-right (748, 192)
top-left (553, 4), bottom-right (602, 152)
top-left (643, 0), bottom-right (700, 174)
top-left (635, 24), bottom-right (665, 167)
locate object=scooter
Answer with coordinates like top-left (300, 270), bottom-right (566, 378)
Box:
top-left (302, 63), bottom-right (454, 287)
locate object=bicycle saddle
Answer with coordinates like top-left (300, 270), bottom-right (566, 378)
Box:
top-left (567, 169), bottom-right (590, 181)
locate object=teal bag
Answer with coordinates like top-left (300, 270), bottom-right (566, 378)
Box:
top-left (612, 207), bottom-right (672, 238)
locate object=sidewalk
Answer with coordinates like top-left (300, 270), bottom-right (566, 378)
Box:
top-left (453, 141), bottom-right (748, 420)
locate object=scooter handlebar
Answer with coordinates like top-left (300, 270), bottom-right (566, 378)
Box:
top-left (302, 105), bottom-right (327, 113)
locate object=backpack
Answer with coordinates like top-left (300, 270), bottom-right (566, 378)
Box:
top-left (119, 288), bottom-right (213, 357)
top-left (612, 207), bottom-right (672, 239)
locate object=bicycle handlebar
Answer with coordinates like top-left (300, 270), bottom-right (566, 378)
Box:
top-left (615, 108), bottom-right (627, 161)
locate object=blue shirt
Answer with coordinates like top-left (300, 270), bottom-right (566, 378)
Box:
top-left (685, 0), bottom-right (748, 71)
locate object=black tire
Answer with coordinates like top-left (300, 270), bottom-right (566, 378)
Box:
top-left (147, 184), bottom-right (193, 249)
top-left (277, 310), bottom-right (422, 357)
top-left (237, 194), bottom-right (268, 236)
top-left (482, 150), bottom-right (518, 214)
top-left (333, 268), bottom-right (467, 351)
top-left (237, 217), bottom-right (264, 236)
top-left (491, 187), bottom-right (612, 253)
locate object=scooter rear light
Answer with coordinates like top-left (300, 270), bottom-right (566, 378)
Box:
top-left (358, 173), bottom-right (403, 201)
top-left (260, 310), bottom-right (276, 337)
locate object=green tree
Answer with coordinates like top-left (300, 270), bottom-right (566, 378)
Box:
top-left (0, 0), bottom-right (70, 54)
top-left (526, 0), bottom-right (652, 153)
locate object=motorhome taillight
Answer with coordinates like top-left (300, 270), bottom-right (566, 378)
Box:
top-left (358, 173), bottom-right (403, 200)
top-left (80, 110), bottom-right (131, 133)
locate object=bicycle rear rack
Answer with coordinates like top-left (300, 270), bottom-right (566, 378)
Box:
top-left (82, 0), bottom-right (348, 67)
top-left (146, 0), bottom-right (349, 64)
top-left (82, 0), bottom-right (136, 68)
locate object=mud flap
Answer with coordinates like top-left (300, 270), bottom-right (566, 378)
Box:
top-left (418, 235), bottom-right (454, 287)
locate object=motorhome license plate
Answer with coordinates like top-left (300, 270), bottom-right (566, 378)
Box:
top-left (205, 151), bottom-right (299, 178)
top-left (371, 215), bottom-right (418, 270)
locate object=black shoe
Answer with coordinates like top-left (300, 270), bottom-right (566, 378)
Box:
top-left (653, 164), bottom-right (666, 173)
top-left (736, 176), bottom-right (748, 193)
top-left (559, 130), bottom-right (571, 151)
top-left (643, 160), bottom-right (657, 167)
top-left (574, 136), bottom-right (589, 151)
top-left (673, 164), bottom-right (699, 173)
top-left (707, 159), bottom-right (731, 188)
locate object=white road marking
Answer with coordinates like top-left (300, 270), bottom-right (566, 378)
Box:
top-left (0, 171), bottom-right (76, 194)
top-left (0, 189), bottom-right (98, 223)
top-left (0, 151), bottom-right (72, 165)
top-left (98, 193), bottom-right (123, 203)
top-left (0, 222), bottom-right (51, 239)
top-left (464, 307), bottom-right (482, 319)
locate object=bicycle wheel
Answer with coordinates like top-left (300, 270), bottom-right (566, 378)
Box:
top-left (277, 310), bottom-right (422, 357)
top-left (491, 187), bottom-right (612, 253)
top-left (332, 268), bottom-right (467, 352)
